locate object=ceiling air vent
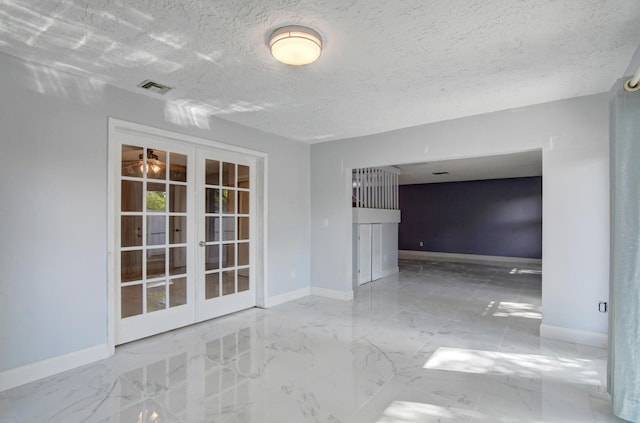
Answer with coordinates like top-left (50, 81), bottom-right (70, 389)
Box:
top-left (137, 80), bottom-right (172, 95)
top-left (432, 171), bottom-right (450, 175)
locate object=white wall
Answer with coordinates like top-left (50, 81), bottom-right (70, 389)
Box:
top-left (0, 53), bottom-right (310, 375)
top-left (311, 93), bottom-right (610, 342)
top-left (624, 46), bottom-right (640, 76)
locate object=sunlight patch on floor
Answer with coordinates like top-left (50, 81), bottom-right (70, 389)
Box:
top-left (493, 301), bottom-right (542, 319)
top-left (375, 401), bottom-right (473, 423)
top-left (510, 268), bottom-right (542, 275)
top-left (423, 347), bottom-right (599, 384)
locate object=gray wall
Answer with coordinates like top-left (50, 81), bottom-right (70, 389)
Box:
top-left (399, 177), bottom-right (542, 259)
top-left (311, 93), bottom-right (609, 339)
top-left (0, 53), bottom-right (311, 372)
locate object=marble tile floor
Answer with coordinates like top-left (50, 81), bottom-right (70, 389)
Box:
top-left (1, 259), bottom-right (624, 423)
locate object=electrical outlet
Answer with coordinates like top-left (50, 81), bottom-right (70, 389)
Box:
top-left (598, 301), bottom-right (607, 313)
top-left (419, 241), bottom-right (423, 247)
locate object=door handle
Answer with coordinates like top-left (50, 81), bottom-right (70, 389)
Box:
top-left (199, 241), bottom-right (206, 247)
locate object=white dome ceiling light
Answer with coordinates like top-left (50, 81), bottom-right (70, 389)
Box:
top-left (269, 26), bottom-right (322, 66)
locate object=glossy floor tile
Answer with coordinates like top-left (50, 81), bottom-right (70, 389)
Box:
top-left (1, 259), bottom-right (624, 422)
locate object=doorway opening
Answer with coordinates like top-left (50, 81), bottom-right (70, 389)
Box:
top-left (350, 150), bottom-right (543, 292)
top-left (352, 167), bottom-right (401, 286)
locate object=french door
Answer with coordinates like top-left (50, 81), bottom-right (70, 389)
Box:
top-left (113, 128), bottom-right (256, 344)
top-left (195, 148), bottom-right (255, 322)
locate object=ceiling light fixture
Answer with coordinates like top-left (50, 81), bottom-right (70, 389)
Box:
top-left (269, 25), bottom-right (322, 66)
top-left (141, 149), bottom-right (162, 174)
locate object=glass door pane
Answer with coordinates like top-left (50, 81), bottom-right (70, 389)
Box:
top-left (117, 142), bottom-right (193, 344)
top-left (197, 151), bottom-right (254, 321)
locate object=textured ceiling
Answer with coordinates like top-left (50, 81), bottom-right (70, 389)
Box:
top-left (1, 0), bottom-right (639, 142)
top-left (397, 150), bottom-right (542, 185)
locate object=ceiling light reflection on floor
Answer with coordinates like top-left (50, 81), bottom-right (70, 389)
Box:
top-left (423, 347), bottom-right (599, 384)
top-left (137, 407), bottom-right (160, 423)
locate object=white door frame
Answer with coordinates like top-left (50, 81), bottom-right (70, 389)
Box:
top-left (107, 118), bottom-right (268, 353)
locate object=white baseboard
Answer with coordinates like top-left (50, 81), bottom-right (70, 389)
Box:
top-left (399, 250), bottom-right (542, 267)
top-left (311, 286), bottom-right (354, 301)
top-left (358, 267), bottom-right (400, 286)
top-left (0, 343), bottom-right (111, 392)
top-left (261, 285), bottom-right (356, 306)
top-left (540, 324), bottom-right (608, 348)
top-left (380, 266), bottom-right (400, 278)
top-left (266, 287), bottom-right (311, 307)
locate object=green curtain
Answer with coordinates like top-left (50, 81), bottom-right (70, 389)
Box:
top-left (609, 76), bottom-right (640, 423)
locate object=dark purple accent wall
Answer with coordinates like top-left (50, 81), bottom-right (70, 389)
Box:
top-left (399, 177), bottom-right (542, 259)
